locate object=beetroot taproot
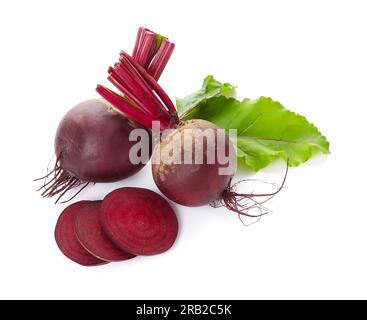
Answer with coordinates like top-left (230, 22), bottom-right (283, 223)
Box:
top-left (101, 187), bottom-right (178, 255)
top-left (75, 201), bottom-right (135, 262)
top-left (54, 201), bottom-right (107, 266)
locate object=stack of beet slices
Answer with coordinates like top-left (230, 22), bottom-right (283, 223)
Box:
top-left (54, 187), bottom-right (178, 266)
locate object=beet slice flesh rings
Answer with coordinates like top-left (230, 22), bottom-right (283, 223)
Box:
top-left (101, 187), bottom-right (178, 255)
top-left (75, 201), bottom-right (136, 262)
top-left (54, 201), bottom-right (107, 266)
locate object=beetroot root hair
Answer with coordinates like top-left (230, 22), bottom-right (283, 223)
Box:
top-left (34, 154), bottom-right (89, 204)
top-left (212, 163), bottom-right (288, 219)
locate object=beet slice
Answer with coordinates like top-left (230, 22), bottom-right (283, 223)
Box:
top-left (101, 187), bottom-right (179, 255)
top-left (75, 201), bottom-right (136, 262)
top-left (54, 201), bottom-right (107, 266)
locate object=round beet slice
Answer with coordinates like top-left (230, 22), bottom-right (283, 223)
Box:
top-left (54, 201), bottom-right (107, 266)
top-left (75, 201), bottom-right (136, 262)
top-left (101, 187), bottom-right (179, 255)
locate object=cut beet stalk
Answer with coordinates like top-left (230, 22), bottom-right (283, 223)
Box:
top-left (110, 62), bottom-right (170, 120)
top-left (96, 85), bottom-right (155, 128)
top-left (96, 27), bottom-right (177, 130)
top-left (132, 26), bottom-right (144, 58)
top-left (147, 40), bottom-right (175, 81)
top-left (101, 187), bottom-right (179, 255)
top-left (54, 201), bottom-right (107, 266)
top-left (134, 30), bottom-right (157, 69)
top-left (132, 26), bottom-right (171, 79)
top-left (121, 52), bottom-right (178, 117)
top-left (75, 201), bottom-right (135, 262)
top-left (106, 52), bottom-right (179, 128)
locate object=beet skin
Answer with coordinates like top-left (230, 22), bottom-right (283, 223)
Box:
top-left (152, 119), bottom-right (235, 207)
top-left (55, 99), bottom-right (151, 183)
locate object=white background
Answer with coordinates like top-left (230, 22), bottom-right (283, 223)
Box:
top-left (0, 0), bottom-right (366, 300)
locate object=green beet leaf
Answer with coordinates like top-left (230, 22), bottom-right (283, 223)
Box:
top-left (176, 75), bottom-right (236, 116)
top-left (180, 85), bottom-right (330, 171)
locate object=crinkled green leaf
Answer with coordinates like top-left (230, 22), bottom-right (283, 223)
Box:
top-left (176, 75), bottom-right (236, 116)
top-left (181, 95), bottom-right (330, 171)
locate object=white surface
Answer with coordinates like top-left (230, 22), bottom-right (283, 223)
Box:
top-left (0, 0), bottom-right (366, 300)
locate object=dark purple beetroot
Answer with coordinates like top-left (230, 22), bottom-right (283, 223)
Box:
top-left (54, 201), bottom-right (107, 266)
top-left (75, 201), bottom-right (135, 262)
top-left (101, 187), bottom-right (178, 255)
top-left (55, 98), bottom-right (151, 183)
top-left (152, 119), bottom-right (236, 207)
top-left (38, 98), bottom-right (151, 202)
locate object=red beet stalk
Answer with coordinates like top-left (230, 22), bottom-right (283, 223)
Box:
top-left (132, 26), bottom-right (175, 80)
top-left (147, 40), bottom-right (175, 81)
top-left (96, 27), bottom-right (179, 130)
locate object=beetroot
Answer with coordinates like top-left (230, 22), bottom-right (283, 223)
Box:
top-left (96, 49), bottom-right (236, 208)
top-left (54, 201), bottom-right (107, 266)
top-left (150, 119), bottom-right (286, 217)
top-left (38, 99), bottom-right (151, 202)
top-left (98, 53), bottom-right (286, 218)
top-left (75, 201), bottom-right (135, 262)
top-left (101, 187), bottom-right (178, 255)
top-left (56, 99), bottom-right (149, 182)
top-left (38, 27), bottom-right (175, 203)
top-left (152, 119), bottom-right (236, 207)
